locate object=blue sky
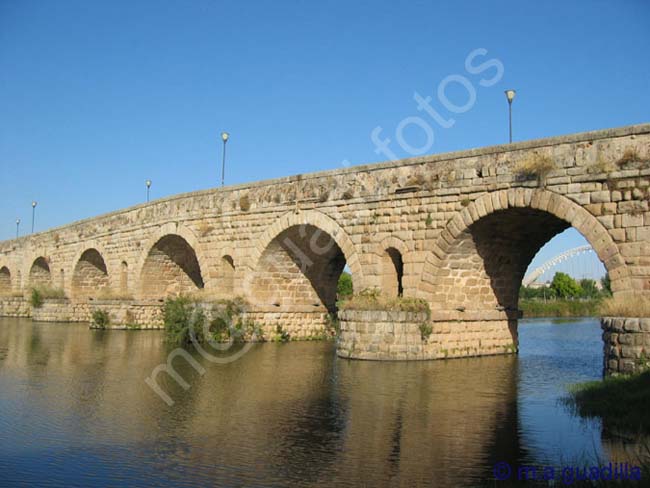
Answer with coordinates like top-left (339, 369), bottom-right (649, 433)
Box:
top-left (1, 0), bottom-right (648, 278)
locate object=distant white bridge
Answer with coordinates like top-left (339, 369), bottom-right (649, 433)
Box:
top-left (522, 245), bottom-right (595, 287)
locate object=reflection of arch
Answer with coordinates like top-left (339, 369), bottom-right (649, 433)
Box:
top-left (418, 188), bottom-right (629, 310)
top-left (72, 248), bottom-right (109, 298)
top-left (29, 257), bottom-right (52, 287)
top-left (0, 266), bottom-right (11, 294)
top-left (140, 233), bottom-right (205, 299)
top-left (251, 210), bottom-right (364, 291)
top-left (221, 255), bottom-right (235, 296)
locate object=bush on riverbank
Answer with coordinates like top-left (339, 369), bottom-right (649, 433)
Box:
top-left (566, 370), bottom-right (650, 435)
top-left (337, 288), bottom-right (430, 316)
top-left (519, 299), bottom-right (600, 318)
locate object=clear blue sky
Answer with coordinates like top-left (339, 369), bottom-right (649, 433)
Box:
top-left (1, 0), bottom-right (648, 277)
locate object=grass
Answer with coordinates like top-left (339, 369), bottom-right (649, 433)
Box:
top-left (513, 153), bottom-right (556, 182)
top-left (338, 288), bottom-right (430, 316)
top-left (565, 370), bottom-right (650, 435)
top-left (29, 285), bottom-right (66, 307)
top-left (519, 299), bottom-right (601, 318)
top-left (599, 295), bottom-right (650, 317)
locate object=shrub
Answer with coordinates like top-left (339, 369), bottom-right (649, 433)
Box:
top-left (273, 324), bottom-right (290, 342)
top-left (513, 154), bottom-right (556, 182)
top-left (337, 272), bottom-right (353, 300)
top-left (163, 296), bottom-right (206, 345)
top-left (239, 194), bottom-right (251, 211)
top-left (30, 285), bottom-right (65, 300)
top-left (617, 148), bottom-right (640, 165)
top-left (30, 288), bottom-right (43, 308)
top-left (92, 309), bottom-right (110, 329)
top-left (418, 322), bottom-right (433, 341)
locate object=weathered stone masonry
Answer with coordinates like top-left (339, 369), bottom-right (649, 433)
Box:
top-left (1, 124), bottom-right (649, 365)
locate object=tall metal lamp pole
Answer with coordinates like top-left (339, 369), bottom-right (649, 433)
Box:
top-left (16, 219), bottom-right (20, 239)
top-left (505, 89), bottom-right (516, 143)
top-left (221, 132), bottom-right (229, 187)
top-left (146, 179), bottom-right (152, 202)
top-left (31, 201), bottom-right (37, 234)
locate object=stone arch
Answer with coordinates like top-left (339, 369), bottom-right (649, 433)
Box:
top-left (71, 248), bottom-right (110, 299)
top-left (0, 266), bottom-right (11, 295)
top-left (418, 188), bottom-right (630, 312)
top-left (138, 225), bottom-right (206, 300)
top-left (249, 210), bottom-right (364, 313)
top-left (29, 257), bottom-right (52, 287)
top-left (221, 254), bottom-right (235, 296)
top-left (250, 210), bottom-right (364, 290)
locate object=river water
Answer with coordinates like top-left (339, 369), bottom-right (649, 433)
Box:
top-left (0, 317), bottom-right (641, 486)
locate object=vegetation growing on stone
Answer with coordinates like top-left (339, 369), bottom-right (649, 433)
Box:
top-left (338, 288), bottom-right (430, 316)
top-left (30, 288), bottom-right (43, 308)
top-left (92, 309), bottom-right (110, 328)
top-left (29, 285), bottom-right (65, 307)
top-left (163, 295), bottom-right (261, 346)
top-left (513, 153), bottom-right (556, 182)
top-left (336, 272), bottom-right (353, 300)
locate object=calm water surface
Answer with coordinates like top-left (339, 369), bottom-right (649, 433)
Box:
top-left (0, 317), bottom-right (636, 486)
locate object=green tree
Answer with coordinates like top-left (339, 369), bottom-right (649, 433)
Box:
top-left (337, 272), bottom-right (353, 299)
top-left (578, 278), bottom-right (600, 299)
top-left (601, 273), bottom-right (612, 296)
top-left (550, 272), bottom-right (582, 299)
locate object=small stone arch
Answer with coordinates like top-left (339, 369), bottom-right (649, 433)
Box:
top-left (120, 261), bottom-right (129, 295)
top-left (29, 257), bottom-right (52, 287)
top-left (137, 223), bottom-right (207, 300)
top-left (376, 236), bottom-right (410, 297)
top-left (221, 254), bottom-right (235, 296)
top-left (0, 266), bottom-right (11, 295)
top-left (71, 248), bottom-right (110, 299)
top-left (418, 188), bottom-right (630, 310)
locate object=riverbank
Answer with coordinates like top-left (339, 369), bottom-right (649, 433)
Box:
top-left (566, 370), bottom-right (650, 435)
top-left (519, 299), bottom-right (600, 318)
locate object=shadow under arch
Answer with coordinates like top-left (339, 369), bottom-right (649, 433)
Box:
top-left (136, 223), bottom-right (209, 300)
top-left (248, 210), bottom-right (364, 313)
top-left (71, 247), bottom-right (110, 299)
top-left (417, 188), bottom-right (630, 312)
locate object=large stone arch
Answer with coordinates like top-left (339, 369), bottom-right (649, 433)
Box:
top-left (0, 266), bottom-right (11, 295)
top-left (137, 223), bottom-right (208, 300)
top-left (418, 188), bottom-right (630, 311)
top-left (29, 256), bottom-right (52, 288)
top-left (248, 210), bottom-right (364, 313)
top-left (71, 248), bottom-right (110, 299)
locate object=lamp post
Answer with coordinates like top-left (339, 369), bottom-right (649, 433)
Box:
top-left (31, 201), bottom-right (37, 234)
top-left (16, 218), bottom-right (20, 239)
top-left (504, 89), bottom-right (516, 143)
top-left (146, 179), bottom-right (152, 202)
top-left (221, 131), bottom-right (229, 187)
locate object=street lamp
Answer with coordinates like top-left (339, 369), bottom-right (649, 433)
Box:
top-left (16, 218), bottom-right (20, 239)
top-left (221, 131), bottom-right (229, 187)
top-left (504, 89), bottom-right (516, 143)
top-left (146, 179), bottom-right (152, 202)
top-left (31, 201), bottom-right (37, 234)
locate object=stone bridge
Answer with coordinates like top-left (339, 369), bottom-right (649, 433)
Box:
top-left (1, 124), bottom-right (649, 369)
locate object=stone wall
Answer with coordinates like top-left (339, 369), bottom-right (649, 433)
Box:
top-left (338, 309), bottom-right (516, 360)
top-left (0, 297), bottom-right (31, 317)
top-left (602, 317), bottom-right (650, 375)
